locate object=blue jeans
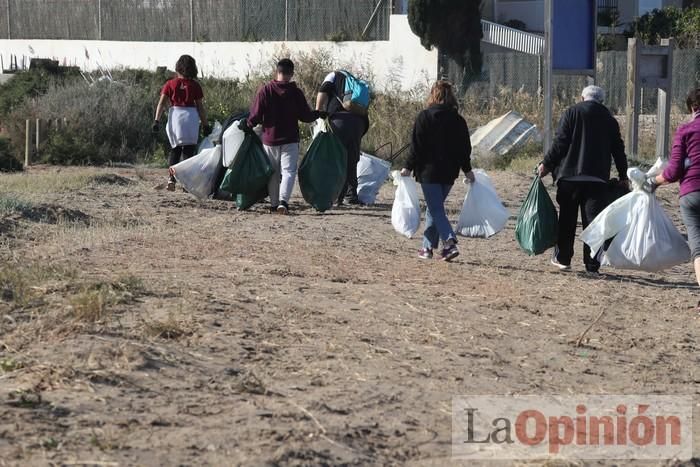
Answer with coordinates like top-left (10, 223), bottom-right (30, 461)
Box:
top-left (421, 183), bottom-right (456, 250)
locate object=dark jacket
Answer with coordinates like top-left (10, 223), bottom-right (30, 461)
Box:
top-left (543, 100), bottom-right (628, 182)
top-left (319, 71), bottom-right (369, 135)
top-left (405, 104), bottom-right (472, 184)
top-left (248, 80), bottom-right (318, 146)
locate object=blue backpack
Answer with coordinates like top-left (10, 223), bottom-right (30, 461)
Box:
top-left (338, 71), bottom-right (370, 116)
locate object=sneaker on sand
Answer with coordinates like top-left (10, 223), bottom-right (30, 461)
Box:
top-left (550, 248), bottom-right (571, 271)
top-left (441, 244), bottom-right (459, 262)
top-left (418, 248), bottom-right (433, 260)
top-left (346, 195), bottom-right (362, 205)
top-left (277, 201), bottom-right (289, 215)
top-left (166, 180), bottom-right (176, 191)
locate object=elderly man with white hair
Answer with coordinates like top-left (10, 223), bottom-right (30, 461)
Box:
top-left (538, 85), bottom-right (629, 274)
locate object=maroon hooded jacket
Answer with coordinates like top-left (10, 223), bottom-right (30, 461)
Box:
top-left (247, 80), bottom-right (318, 146)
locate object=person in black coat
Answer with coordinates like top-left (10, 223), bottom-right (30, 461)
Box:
top-left (401, 81), bottom-right (474, 261)
top-left (538, 85), bottom-right (629, 273)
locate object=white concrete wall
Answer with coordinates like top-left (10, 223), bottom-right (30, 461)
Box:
top-left (0, 15), bottom-right (436, 92)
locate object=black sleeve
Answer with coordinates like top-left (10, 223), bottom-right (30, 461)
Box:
top-left (461, 116), bottom-right (472, 173)
top-left (610, 117), bottom-right (629, 180)
top-left (543, 109), bottom-right (573, 170)
top-left (405, 111), bottom-right (426, 171)
top-left (319, 80), bottom-right (335, 95)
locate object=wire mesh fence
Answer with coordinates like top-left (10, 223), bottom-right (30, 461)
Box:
top-left (448, 49), bottom-right (700, 116)
top-left (0, 0), bottom-right (390, 41)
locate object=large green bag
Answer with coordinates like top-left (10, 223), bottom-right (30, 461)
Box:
top-left (515, 176), bottom-right (559, 256)
top-left (298, 120), bottom-right (348, 212)
top-left (218, 132), bottom-right (273, 210)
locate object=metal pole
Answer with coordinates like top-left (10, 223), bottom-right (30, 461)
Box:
top-left (24, 120), bottom-right (30, 167)
top-left (97, 0), bottom-right (102, 40)
top-left (625, 38), bottom-right (640, 158)
top-left (35, 119), bottom-right (41, 162)
top-left (656, 38), bottom-right (674, 161)
top-left (361, 0), bottom-right (385, 40)
top-left (7, 0), bottom-right (11, 40)
top-left (189, 0), bottom-right (194, 42)
top-left (543, 0), bottom-right (553, 155)
top-left (284, 0), bottom-right (288, 41)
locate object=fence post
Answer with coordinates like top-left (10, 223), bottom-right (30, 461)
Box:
top-left (97, 0), bottom-right (102, 40)
top-left (189, 0), bottom-right (194, 41)
top-left (35, 119), bottom-right (41, 162)
top-left (284, 0), bottom-right (288, 41)
top-left (626, 38), bottom-right (640, 159)
top-left (6, 0), bottom-right (11, 40)
top-left (24, 120), bottom-right (31, 167)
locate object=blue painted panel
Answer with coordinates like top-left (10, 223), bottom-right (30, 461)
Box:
top-left (552, 0), bottom-right (596, 71)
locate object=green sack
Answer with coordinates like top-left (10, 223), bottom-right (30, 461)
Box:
top-left (515, 176), bottom-right (558, 256)
top-left (236, 186), bottom-right (268, 211)
top-left (298, 121), bottom-right (348, 212)
top-left (219, 132), bottom-right (273, 201)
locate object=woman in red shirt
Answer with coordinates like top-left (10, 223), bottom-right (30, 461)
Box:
top-left (153, 55), bottom-right (209, 191)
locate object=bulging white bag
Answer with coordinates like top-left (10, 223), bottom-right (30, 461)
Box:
top-left (197, 121), bottom-right (223, 153)
top-left (580, 161), bottom-right (690, 272)
top-left (391, 171), bottom-right (421, 238)
top-left (170, 145), bottom-right (222, 200)
top-left (357, 153), bottom-right (391, 205)
top-left (456, 169), bottom-right (509, 238)
top-left (221, 119), bottom-right (246, 168)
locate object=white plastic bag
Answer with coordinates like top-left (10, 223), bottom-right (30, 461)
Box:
top-left (456, 169), bottom-right (510, 238)
top-left (391, 170), bottom-right (421, 238)
top-left (580, 162), bottom-right (690, 272)
top-left (221, 119), bottom-right (246, 168)
top-left (170, 145), bottom-right (222, 200)
top-left (197, 121), bottom-right (223, 153)
top-left (357, 153), bottom-right (391, 205)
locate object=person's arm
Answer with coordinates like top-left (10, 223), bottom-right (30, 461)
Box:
top-left (247, 86), bottom-right (266, 128)
top-left (403, 111), bottom-right (425, 174)
top-left (610, 119), bottom-right (629, 182)
top-left (542, 110), bottom-right (572, 174)
top-left (195, 99), bottom-right (208, 130)
top-left (657, 129), bottom-right (687, 186)
top-left (154, 94), bottom-right (168, 121)
top-left (298, 90), bottom-right (320, 123)
top-left (315, 92), bottom-right (329, 112)
top-left (461, 117), bottom-right (473, 176)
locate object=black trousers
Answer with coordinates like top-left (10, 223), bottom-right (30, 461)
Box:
top-left (330, 113), bottom-right (365, 202)
top-left (555, 180), bottom-right (609, 271)
top-left (168, 145), bottom-right (197, 181)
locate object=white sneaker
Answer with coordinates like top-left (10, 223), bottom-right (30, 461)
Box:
top-left (550, 248), bottom-right (571, 271)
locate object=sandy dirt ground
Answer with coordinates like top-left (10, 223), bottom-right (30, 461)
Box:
top-left (0, 166), bottom-right (698, 466)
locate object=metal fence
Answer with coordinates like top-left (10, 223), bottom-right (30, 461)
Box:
top-left (1, 0), bottom-right (390, 42)
top-left (449, 49), bottom-right (700, 115)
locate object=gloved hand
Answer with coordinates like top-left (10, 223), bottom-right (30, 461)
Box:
top-left (238, 119), bottom-right (251, 132)
top-left (318, 110), bottom-right (329, 119)
top-left (151, 120), bottom-right (160, 133)
top-left (202, 123), bottom-right (212, 135)
top-left (400, 168), bottom-right (411, 177)
top-left (642, 176), bottom-right (658, 193)
top-left (464, 170), bottom-right (476, 184)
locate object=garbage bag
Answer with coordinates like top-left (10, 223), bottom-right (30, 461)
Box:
top-left (198, 121), bottom-right (223, 153)
top-left (357, 152), bottom-right (391, 205)
top-left (222, 118), bottom-right (247, 168)
top-left (236, 186), bottom-right (268, 211)
top-left (298, 119), bottom-right (348, 212)
top-left (515, 176), bottom-right (558, 255)
top-left (457, 169), bottom-right (509, 238)
top-left (391, 170), bottom-right (421, 238)
top-left (170, 145), bottom-right (222, 200)
top-left (218, 132), bottom-right (273, 209)
top-left (581, 164), bottom-right (690, 272)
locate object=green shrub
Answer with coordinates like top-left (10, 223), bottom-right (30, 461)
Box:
top-left (0, 137), bottom-right (22, 172)
top-left (0, 70), bottom-right (79, 118)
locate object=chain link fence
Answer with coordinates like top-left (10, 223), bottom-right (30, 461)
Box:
top-left (1, 0), bottom-right (389, 42)
top-left (448, 49), bottom-right (700, 116)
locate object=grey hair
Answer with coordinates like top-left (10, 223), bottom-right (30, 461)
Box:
top-left (582, 85), bottom-right (605, 103)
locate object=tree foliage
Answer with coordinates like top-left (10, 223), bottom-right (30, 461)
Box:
top-left (407, 0), bottom-right (482, 75)
top-left (627, 6), bottom-right (700, 48)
